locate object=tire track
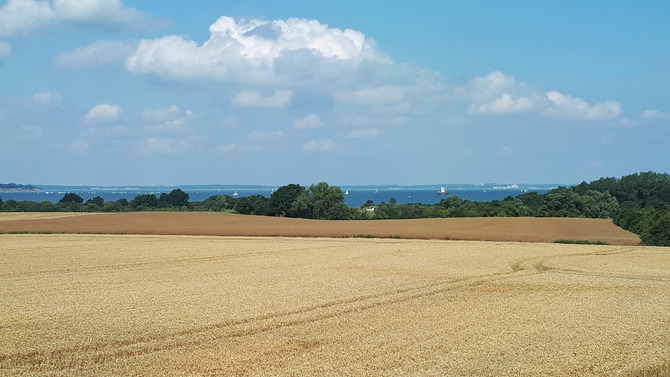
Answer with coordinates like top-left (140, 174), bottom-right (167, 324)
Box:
top-left (0, 244), bottom-right (344, 279)
top-left (0, 271), bottom-right (518, 373)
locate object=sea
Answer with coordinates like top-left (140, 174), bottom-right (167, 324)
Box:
top-left (1, 184), bottom-right (557, 207)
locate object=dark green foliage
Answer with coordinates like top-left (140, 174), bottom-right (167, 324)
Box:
top-left (195, 195), bottom-right (235, 212)
top-left (131, 194), bottom-right (159, 209)
top-left (59, 193), bottom-right (84, 204)
top-left (86, 196), bottom-right (105, 207)
top-left (160, 189), bottom-right (190, 208)
top-left (289, 182), bottom-right (346, 220)
top-left (269, 184), bottom-right (306, 217)
top-left (234, 195), bottom-right (271, 216)
top-left (554, 240), bottom-right (609, 245)
top-left (645, 213), bottom-right (670, 246)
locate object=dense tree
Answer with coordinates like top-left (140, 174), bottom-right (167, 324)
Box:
top-left (644, 213), bottom-right (670, 246)
top-left (132, 194), bottom-right (159, 209)
top-left (234, 195), bottom-right (271, 215)
top-left (86, 196), bottom-right (105, 207)
top-left (197, 195), bottom-right (235, 211)
top-left (59, 193), bottom-right (84, 204)
top-left (160, 189), bottom-right (190, 208)
top-left (269, 184), bottom-right (306, 217)
top-left (290, 182), bottom-right (346, 220)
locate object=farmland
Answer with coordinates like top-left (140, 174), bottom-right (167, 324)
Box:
top-left (1, 217), bottom-right (669, 376)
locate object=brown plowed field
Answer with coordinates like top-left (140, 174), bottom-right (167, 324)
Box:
top-left (0, 212), bottom-right (641, 244)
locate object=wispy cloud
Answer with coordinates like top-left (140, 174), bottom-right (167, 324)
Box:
top-left (231, 89), bottom-right (293, 108)
top-left (293, 113), bottom-right (324, 129)
top-left (84, 103), bottom-right (122, 124)
top-left (0, 0), bottom-right (155, 38)
top-left (641, 109), bottom-right (670, 120)
top-left (302, 138), bottom-right (344, 153)
top-left (54, 40), bottom-right (137, 69)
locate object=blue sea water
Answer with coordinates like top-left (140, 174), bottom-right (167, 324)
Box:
top-left (0, 188), bottom-right (550, 207)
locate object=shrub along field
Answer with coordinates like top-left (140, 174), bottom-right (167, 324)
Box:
top-left (1, 232), bottom-right (669, 376)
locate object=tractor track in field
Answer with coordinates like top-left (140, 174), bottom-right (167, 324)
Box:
top-left (1, 270), bottom-right (520, 372)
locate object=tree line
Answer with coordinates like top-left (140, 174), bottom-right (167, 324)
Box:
top-left (1, 172), bottom-right (669, 245)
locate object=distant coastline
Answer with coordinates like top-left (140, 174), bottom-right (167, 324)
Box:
top-left (0, 183), bottom-right (43, 192)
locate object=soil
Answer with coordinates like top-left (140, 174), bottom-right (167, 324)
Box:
top-left (0, 212), bottom-right (641, 245)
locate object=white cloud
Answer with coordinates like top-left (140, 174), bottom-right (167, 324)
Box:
top-left (543, 91), bottom-right (622, 120)
top-left (469, 93), bottom-right (538, 115)
top-left (247, 130), bottom-right (283, 141)
top-left (33, 92), bottom-right (63, 105)
top-left (0, 41), bottom-right (11, 60)
top-left (641, 109), bottom-right (670, 120)
top-left (302, 138), bottom-right (344, 152)
top-left (217, 143), bottom-right (261, 153)
top-left (293, 113), bottom-right (324, 129)
top-left (468, 71), bottom-right (518, 102)
top-left (336, 85), bottom-right (404, 106)
top-left (463, 72), bottom-right (622, 121)
top-left (142, 105), bottom-right (180, 123)
top-left (68, 139), bottom-right (90, 154)
top-left (348, 128), bottom-right (383, 138)
top-left (85, 103), bottom-right (121, 124)
top-left (53, 40), bottom-right (137, 69)
top-left (141, 104), bottom-right (195, 133)
top-left (20, 124), bottom-right (42, 137)
top-left (53, 0), bottom-right (147, 25)
top-left (126, 16), bottom-right (386, 83)
top-left (0, 0), bottom-right (53, 37)
top-left (464, 71), bottom-right (539, 115)
top-left (231, 89), bottom-right (293, 108)
top-left (136, 137), bottom-right (189, 154)
top-left (0, 0), bottom-right (152, 37)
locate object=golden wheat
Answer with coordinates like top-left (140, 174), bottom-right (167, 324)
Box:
top-left (1, 234), bottom-right (668, 376)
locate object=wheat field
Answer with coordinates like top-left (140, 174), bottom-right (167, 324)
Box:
top-left (1, 234), bottom-right (669, 376)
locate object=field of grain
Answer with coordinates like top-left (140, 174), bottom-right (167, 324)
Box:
top-left (2, 233), bottom-right (669, 376)
top-left (0, 212), bottom-right (641, 245)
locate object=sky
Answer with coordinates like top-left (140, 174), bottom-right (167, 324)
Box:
top-left (1, 0), bottom-right (668, 186)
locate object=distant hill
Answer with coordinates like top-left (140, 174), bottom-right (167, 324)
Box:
top-left (0, 183), bottom-right (43, 192)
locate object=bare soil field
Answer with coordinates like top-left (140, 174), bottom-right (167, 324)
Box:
top-left (0, 212), bottom-right (641, 245)
top-left (1, 234), bottom-right (668, 376)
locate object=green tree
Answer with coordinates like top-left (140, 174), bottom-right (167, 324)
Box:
top-left (59, 193), bottom-right (84, 204)
top-left (439, 195), bottom-right (464, 209)
top-left (86, 196), bottom-right (105, 207)
top-left (234, 195), bottom-right (271, 215)
top-left (199, 195), bottom-right (235, 211)
top-left (644, 213), bottom-right (670, 246)
top-left (269, 184), bottom-right (306, 217)
top-left (290, 182), bottom-right (346, 220)
top-left (132, 194), bottom-right (159, 209)
top-left (160, 189), bottom-right (190, 208)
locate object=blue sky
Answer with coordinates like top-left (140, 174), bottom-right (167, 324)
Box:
top-left (1, 0), bottom-right (668, 186)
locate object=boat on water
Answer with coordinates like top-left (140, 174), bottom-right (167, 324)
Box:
top-left (437, 186), bottom-right (448, 195)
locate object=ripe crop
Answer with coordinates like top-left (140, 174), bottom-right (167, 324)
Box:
top-left (1, 234), bottom-right (668, 376)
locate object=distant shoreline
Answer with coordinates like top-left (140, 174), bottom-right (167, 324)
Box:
top-left (0, 184), bottom-right (43, 192)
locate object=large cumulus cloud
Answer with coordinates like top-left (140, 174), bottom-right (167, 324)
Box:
top-left (126, 16), bottom-right (388, 85)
